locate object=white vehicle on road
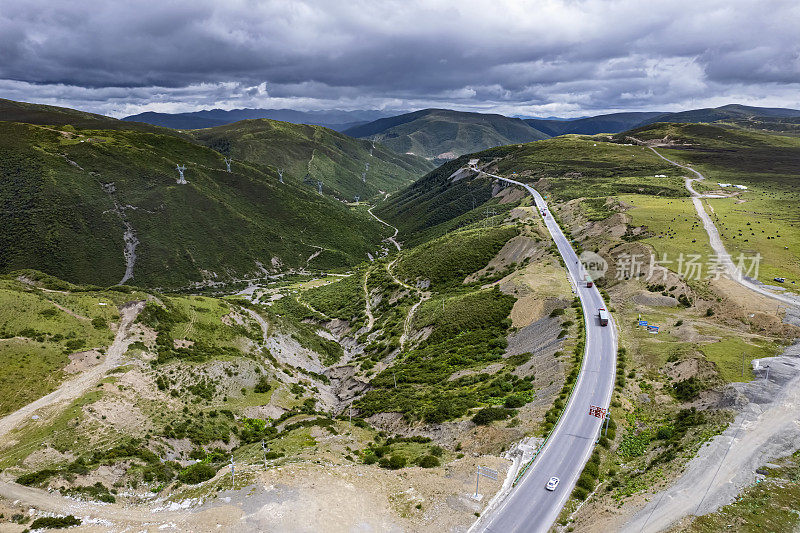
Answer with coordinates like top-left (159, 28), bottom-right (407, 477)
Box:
top-left (545, 477), bottom-right (560, 491)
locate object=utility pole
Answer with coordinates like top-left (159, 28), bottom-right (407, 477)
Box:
top-left (765, 364), bottom-right (770, 382)
top-left (318, 180), bottom-right (323, 195)
top-left (278, 168), bottom-right (284, 183)
top-left (604, 413), bottom-right (610, 437)
top-left (230, 456), bottom-right (235, 489)
top-left (261, 440), bottom-right (267, 470)
top-left (224, 157), bottom-right (232, 173)
top-left (392, 372), bottom-right (397, 388)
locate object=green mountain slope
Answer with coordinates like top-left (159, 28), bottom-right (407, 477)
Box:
top-left (376, 134), bottom-right (685, 244)
top-left (638, 104), bottom-right (800, 127)
top-left (525, 111), bottom-right (663, 136)
top-left (190, 119), bottom-right (433, 200)
top-left (0, 120), bottom-right (393, 288)
top-left (0, 98), bottom-right (182, 136)
top-left (344, 109), bottom-right (549, 161)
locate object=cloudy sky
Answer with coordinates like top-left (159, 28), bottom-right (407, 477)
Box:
top-left (1, 0), bottom-right (798, 118)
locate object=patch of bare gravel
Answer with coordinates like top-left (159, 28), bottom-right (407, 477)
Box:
top-left (622, 342), bottom-right (800, 533)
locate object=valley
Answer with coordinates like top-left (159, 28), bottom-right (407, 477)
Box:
top-left (0, 99), bottom-right (799, 533)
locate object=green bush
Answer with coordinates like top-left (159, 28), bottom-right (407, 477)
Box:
top-left (503, 395), bottom-right (527, 408)
top-left (673, 377), bottom-right (702, 401)
top-left (379, 454), bottom-right (407, 470)
top-left (418, 455), bottom-right (440, 468)
top-left (29, 515), bottom-right (81, 529)
top-left (254, 376), bottom-right (271, 393)
top-left (177, 463), bottom-right (217, 484)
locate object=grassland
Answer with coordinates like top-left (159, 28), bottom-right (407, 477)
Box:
top-left (619, 194), bottom-right (714, 266)
top-left (699, 337), bottom-right (782, 382)
top-left (705, 193), bottom-right (800, 289)
top-left (0, 275), bottom-right (125, 416)
top-left (622, 123), bottom-right (800, 291)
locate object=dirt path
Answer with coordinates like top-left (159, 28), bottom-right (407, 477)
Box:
top-left (647, 146), bottom-right (799, 308)
top-left (0, 301), bottom-right (145, 441)
top-left (0, 478), bottom-right (242, 531)
top-left (363, 269), bottom-right (375, 331)
top-left (623, 345), bottom-right (800, 533)
top-left (368, 205), bottom-right (401, 252)
top-left (385, 257), bottom-right (429, 350)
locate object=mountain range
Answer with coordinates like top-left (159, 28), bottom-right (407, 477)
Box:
top-left (123, 108), bottom-right (391, 131)
top-left (0, 99), bottom-right (430, 288)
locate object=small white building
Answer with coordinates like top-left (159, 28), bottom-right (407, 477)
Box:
top-left (718, 183), bottom-right (731, 188)
top-left (734, 184), bottom-right (748, 190)
top-left (468, 159), bottom-right (479, 167)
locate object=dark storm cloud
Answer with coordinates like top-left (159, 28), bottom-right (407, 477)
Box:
top-left (0, 0), bottom-right (798, 117)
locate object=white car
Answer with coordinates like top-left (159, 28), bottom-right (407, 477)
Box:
top-left (545, 477), bottom-right (560, 491)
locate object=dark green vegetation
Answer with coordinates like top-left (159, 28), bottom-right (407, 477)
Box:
top-left (526, 111), bottom-right (664, 136)
top-left (355, 286), bottom-right (521, 422)
top-left (344, 109), bottom-right (549, 161)
top-left (0, 112), bottom-right (400, 287)
top-left (123, 108), bottom-right (387, 131)
top-left (29, 515), bottom-right (82, 529)
top-left (637, 103), bottom-right (800, 128)
top-left (190, 118), bottom-right (433, 200)
top-left (394, 226), bottom-right (518, 288)
top-left (374, 155), bottom-right (512, 246)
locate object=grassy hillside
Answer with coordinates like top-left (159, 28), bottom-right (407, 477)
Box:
top-left (639, 103), bottom-right (800, 128)
top-left (344, 109), bottom-right (549, 161)
top-left (190, 119), bottom-right (433, 200)
top-left (525, 111), bottom-right (663, 136)
top-left (377, 134), bottom-right (686, 243)
top-left (622, 122), bottom-right (800, 288)
top-left (0, 120), bottom-right (393, 287)
top-left (0, 98), bottom-right (182, 136)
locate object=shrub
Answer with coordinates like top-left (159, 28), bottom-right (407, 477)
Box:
top-left (363, 454), bottom-right (378, 465)
top-left (656, 426), bottom-right (675, 440)
top-left (253, 376), bottom-right (271, 393)
top-left (177, 463), bottom-right (217, 484)
top-left (29, 515), bottom-right (81, 529)
top-left (16, 469), bottom-right (59, 486)
top-left (379, 454), bottom-right (407, 470)
top-left (504, 395), bottom-right (527, 408)
top-left (550, 308), bottom-right (565, 317)
top-left (430, 445), bottom-right (444, 457)
top-left (418, 455), bottom-right (440, 468)
top-left (673, 377), bottom-right (702, 401)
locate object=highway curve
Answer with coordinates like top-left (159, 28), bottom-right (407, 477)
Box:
top-left (473, 170), bottom-right (618, 533)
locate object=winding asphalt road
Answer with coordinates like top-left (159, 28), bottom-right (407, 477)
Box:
top-left (473, 170), bottom-right (618, 532)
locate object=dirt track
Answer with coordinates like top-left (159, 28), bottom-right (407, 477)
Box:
top-left (622, 343), bottom-right (800, 532)
top-left (0, 301), bottom-right (145, 441)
